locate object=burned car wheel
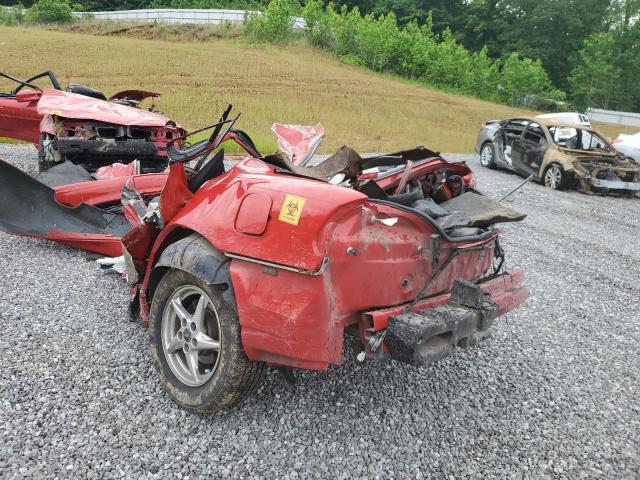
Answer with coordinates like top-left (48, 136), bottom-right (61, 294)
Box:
top-left (149, 269), bottom-right (265, 412)
top-left (479, 142), bottom-right (497, 169)
top-left (543, 163), bottom-right (568, 190)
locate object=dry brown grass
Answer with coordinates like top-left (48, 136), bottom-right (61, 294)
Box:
top-left (1, 26), bottom-right (635, 153)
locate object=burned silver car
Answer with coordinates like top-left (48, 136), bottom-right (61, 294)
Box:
top-left (476, 117), bottom-right (640, 195)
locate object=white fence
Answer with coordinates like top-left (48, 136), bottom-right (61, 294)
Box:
top-left (587, 107), bottom-right (640, 128)
top-left (73, 8), bottom-right (306, 29)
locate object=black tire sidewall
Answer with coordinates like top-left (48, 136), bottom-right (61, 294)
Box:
top-left (149, 269), bottom-right (248, 412)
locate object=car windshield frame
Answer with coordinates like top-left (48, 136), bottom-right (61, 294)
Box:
top-left (548, 125), bottom-right (613, 153)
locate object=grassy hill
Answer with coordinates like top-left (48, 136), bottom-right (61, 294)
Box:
top-left (0, 26), bottom-right (629, 153)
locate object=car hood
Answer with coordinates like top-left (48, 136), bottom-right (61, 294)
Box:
top-left (37, 89), bottom-right (172, 127)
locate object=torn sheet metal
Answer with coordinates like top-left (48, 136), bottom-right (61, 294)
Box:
top-left (0, 159), bottom-right (130, 256)
top-left (271, 123), bottom-right (325, 166)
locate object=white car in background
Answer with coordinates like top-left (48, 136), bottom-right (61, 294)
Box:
top-left (612, 132), bottom-right (640, 164)
top-left (536, 112), bottom-right (591, 127)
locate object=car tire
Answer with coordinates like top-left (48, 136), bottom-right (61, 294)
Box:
top-left (149, 268), bottom-right (266, 412)
top-left (479, 142), bottom-right (497, 169)
top-left (543, 163), bottom-right (568, 190)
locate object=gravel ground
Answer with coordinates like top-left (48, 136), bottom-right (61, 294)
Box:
top-left (0, 143), bottom-right (638, 479)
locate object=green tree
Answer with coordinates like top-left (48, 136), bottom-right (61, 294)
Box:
top-left (494, 0), bottom-right (612, 90)
top-left (244, 0), bottom-right (300, 43)
top-left (500, 51), bottom-right (564, 103)
top-left (569, 33), bottom-right (621, 109)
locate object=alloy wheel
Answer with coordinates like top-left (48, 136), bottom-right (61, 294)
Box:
top-left (544, 165), bottom-right (562, 189)
top-left (161, 285), bottom-right (221, 387)
top-left (480, 144), bottom-right (493, 166)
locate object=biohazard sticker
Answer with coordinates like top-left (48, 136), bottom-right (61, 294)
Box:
top-left (278, 194), bottom-right (306, 226)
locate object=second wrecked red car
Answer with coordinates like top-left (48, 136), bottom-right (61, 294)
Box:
top-left (0, 71), bottom-right (185, 172)
top-left (0, 109), bottom-right (528, 412)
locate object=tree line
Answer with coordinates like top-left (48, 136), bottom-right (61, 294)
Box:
top-left (2, 0), bottom-right (639, 112)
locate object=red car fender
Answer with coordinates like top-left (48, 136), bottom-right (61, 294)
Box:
top-left (0, 94), bottom-right (42, 144)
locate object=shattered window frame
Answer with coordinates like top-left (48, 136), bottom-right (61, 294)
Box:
top-left (548, 126), bottom-right (612, 153)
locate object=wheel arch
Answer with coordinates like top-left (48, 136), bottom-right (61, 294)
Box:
top-left (148, 232), bottom-right (236, 310)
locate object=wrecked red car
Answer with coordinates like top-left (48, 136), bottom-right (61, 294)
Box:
top-left (0, 71), bottom-right (184, 172)
top-left (0, 109), bottom-right (528, 412)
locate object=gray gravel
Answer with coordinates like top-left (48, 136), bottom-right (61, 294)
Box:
top-left (1, 143), bottom-right (638, 479)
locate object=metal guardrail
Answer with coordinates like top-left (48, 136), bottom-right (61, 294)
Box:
top-left (72, 8), bottom-right (306, 29)
top-left (587, 107), bottom-right (640, 128)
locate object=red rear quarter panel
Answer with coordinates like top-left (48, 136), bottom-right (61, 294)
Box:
top-left (147, 159), bottom-right (496, 370)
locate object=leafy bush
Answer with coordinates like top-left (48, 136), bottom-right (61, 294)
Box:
top-left (500, 52), bottom-right (565, 103)
top-left (245, 0), bottom-right (301, 44)
top-left (26, 0), bottom-right (74, 24)
top-left (0, 4), bottom-right (26, 25)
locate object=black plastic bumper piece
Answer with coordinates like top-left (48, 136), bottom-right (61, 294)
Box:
top-left (57, 138), bottom-right (166, 172)
top-left (58, 138), bottom-right (158, 159)
top-left (386, 279), bottom-right (498, 366)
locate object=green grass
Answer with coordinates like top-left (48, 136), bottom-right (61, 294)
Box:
top-left (0, 26), bottom-right (634, 153)
top-left (0, 137), bottom-right (26, 144)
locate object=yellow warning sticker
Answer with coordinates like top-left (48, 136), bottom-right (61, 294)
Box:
top-left (278, 194), bottom-right (306, 226)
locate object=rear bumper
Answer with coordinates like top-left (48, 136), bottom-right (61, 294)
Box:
top-left (362, 268), bottom-right (528, 366)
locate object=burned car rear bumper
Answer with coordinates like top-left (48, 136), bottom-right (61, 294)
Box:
top-left (364, 268), bottom-right (528, 366)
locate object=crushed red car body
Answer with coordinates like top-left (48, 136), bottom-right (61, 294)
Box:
top-left (0, 71), bottom-right (184, 172)
top-left (0, 109), bottom-right (528, 412)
